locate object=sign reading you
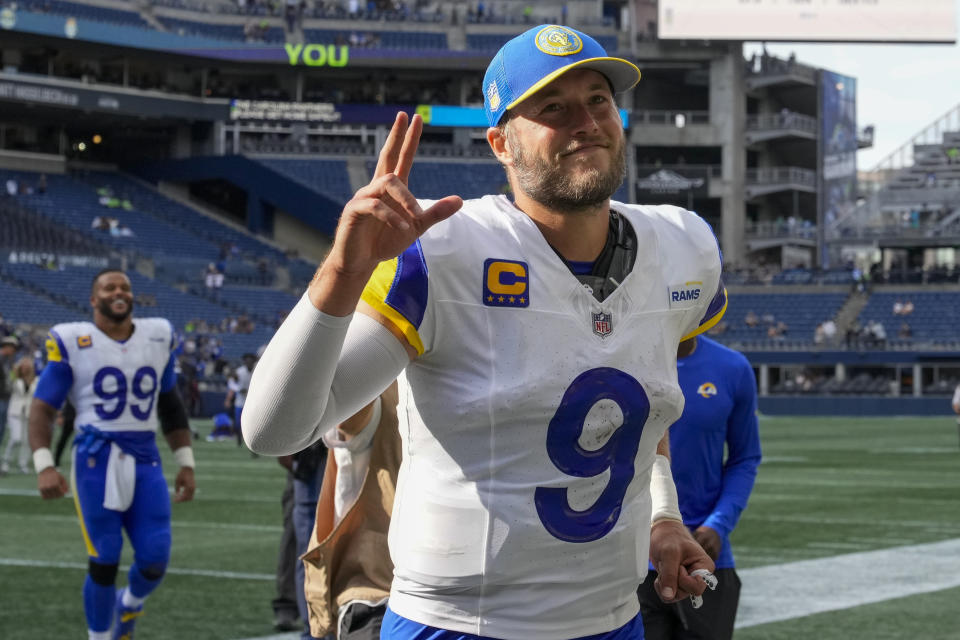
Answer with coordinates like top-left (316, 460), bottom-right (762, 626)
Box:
top-left (284, 43), bottom-right (349, 67)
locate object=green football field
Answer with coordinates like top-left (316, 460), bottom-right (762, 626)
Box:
top-left (1, 415), bottom-right (958, 639)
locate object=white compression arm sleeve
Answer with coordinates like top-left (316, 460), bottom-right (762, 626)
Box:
top-left (650, 454), bottom-right (683, 524)
top-left (242, 293), bottom-right (409, 456)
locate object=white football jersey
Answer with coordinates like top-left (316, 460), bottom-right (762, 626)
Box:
top-left (361, 195), bottom-right (726, 639)
top-left (46, 318), bottom-right (176, 433)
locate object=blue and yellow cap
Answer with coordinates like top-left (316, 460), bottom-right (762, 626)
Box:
top-left (482, 24), bottom-right (641, 127)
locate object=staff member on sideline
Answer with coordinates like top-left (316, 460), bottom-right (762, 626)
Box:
top-left (638, 335), bottom-right (761, 640)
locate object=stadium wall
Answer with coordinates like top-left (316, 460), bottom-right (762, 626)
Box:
top-left (759, 396), bottom-right (954, 416)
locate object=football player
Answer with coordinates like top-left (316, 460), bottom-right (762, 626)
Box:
top-left (245, 25), bottom-right (724, 640)
top-left (28, 269), bottom-right (196, 640)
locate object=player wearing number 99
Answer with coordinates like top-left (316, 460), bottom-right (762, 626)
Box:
top-left (28, 269), bottom-right (195, 640)
top-left (244, 24), bottom-right (724, 640)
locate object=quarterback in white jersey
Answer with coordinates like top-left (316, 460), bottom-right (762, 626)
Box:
top-left (245, 24), bottom-right (722, 640)
top-left (29, 269), bottom-right (196, 640)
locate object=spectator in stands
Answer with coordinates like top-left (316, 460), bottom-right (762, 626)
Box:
top-left (205, 264), bottom-right (224, 300)
top-left (36, 174), bottom-right (47, 194)
top-left (5, 178), bottom-right (17, 197)
top-left (902, 299), bottom-right (914, 315)
top-left (813, 323), bottom-right (825, 346)
top-left (760, 311), bottom-right (775, 326)
top-left (110, 222), bottom-right (135, 237)
top-left (708, 320), bottom-right (728, 336)
top-left (947, 147), bottom-right (959, 165)
top-left (867, 321), bottom-right (886, 348)
top-left (822, 319), bottom-right (836, 345)
top-left (744, 311), bottom-right (759, 328)
top-left (892, 299), bottom-right (905, 315)
top-left (898, 322), bottom-right (912, 339)
top-left (236, 314), bottom-right (255, 334)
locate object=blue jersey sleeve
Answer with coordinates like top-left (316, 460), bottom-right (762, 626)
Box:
top-left (34, 361), bottom-right (74, 409)
top-left (702, 358), bottom-right (762, 538)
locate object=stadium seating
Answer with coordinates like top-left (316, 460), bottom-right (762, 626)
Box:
top-left (17, 0), bottom-right (151, 28)
top-left (211, 284), bottom-right (297, 325)
top-left (0, 276), bottom-right (85, 325)
top-left (466, 32), bottom-right (617, 52)
top-left (255, 158), bottom-right (356, 205)
top-left (302, 29), bottom-right (447, 49)
top-left (715, 291), bottom-right (848, 346)
top-left (159, 17), bottom-right (285, 43)
top-left (362, 159), bottom-right (507, 201)
top-left (857, 290), bottom-right (960, 342)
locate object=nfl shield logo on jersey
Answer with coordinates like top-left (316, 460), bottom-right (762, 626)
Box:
top-left (592, 311), bottom-right (613, 338)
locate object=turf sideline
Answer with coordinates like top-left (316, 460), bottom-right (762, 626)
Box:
top-left (735, 537), bottom-right (960, 628)
top-left (0, 557), bottom-right (273, 581)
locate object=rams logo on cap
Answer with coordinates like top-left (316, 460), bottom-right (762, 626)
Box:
top-left (486, 82), bottom-right (501, 111)
top-left (483, 258), bottom-right (529, 308)
top-left (535, 25), bottom-right (583, 56)
top-left (697, 382), bottom-right (718, 398)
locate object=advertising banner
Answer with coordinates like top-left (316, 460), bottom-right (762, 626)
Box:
top-left (658, 0), bottom-right (955, 42)
top-left (819, 69), bottom-right (858, 267)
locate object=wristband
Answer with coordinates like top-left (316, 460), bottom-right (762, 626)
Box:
top-left (33, 447), bottom-right (55, 473)
top-left (650, 454), bottom-right (683, 525)
top-left (173, 447), bottom-right (195, 469)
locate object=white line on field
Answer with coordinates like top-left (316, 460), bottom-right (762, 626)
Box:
top-left (0, 486), bottom-right (281, 504)
top-left (11, 512), bottom-right (282, 532)
top-left (736, 537), bottom-right (960, 628)
top-left (0, 557), bottom-right (273, 580)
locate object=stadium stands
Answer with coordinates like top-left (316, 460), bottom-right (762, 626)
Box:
top-left (16, 0), bottom-right (151, 28)
top-left (466, 32), bottom-right (617, 52)
top-left (857, 290), bottom-right (960, 343)
top-left (363, 159), bottom-right (508, 201)
top-left (302, 28), bottom-right (447, 49)
top-left (0, 275), bottom-right (85, 325)
top-left (254, 158), bottom-right (355, 205)
top-left (715, 291), bottom-right (848, 347)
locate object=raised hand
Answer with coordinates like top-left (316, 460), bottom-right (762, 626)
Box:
top-left (309, 112), bottom-right (462, 316)
top-left (329, 112), bottom-right (462, 276)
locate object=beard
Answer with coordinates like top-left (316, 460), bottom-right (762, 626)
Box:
top-left (508, 128), bottom-right (626, 213)
top-left (97, 297), bottom-right (133, 322)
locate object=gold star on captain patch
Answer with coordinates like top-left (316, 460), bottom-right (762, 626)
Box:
top-left (509, 296), bottom-right (515, 303)
top-left (487, 295), bottom-right (494, 302)
top-left (519, 297), bottom-right (526, 304)
top-left (498, 295), bottom-right (505, 302)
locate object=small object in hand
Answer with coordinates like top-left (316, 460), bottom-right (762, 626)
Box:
top-left (688, 568), bottom-right (718, 609)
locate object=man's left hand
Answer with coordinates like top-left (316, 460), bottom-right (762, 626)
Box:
top-left (649, 519), bottom-right (715, 604)
top-left (173, 467), bottom-right (196, 503)
top-left (693, 525), bottom-right (722, 561)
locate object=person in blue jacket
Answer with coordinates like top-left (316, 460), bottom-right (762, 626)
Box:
top-left (638, 335), bottom-right (762, 640)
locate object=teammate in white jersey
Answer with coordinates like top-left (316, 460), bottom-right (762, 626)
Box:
top-left (244, 24), bottom-right (725, 640)
top-left (28, 269), bottom-right (196, 640)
